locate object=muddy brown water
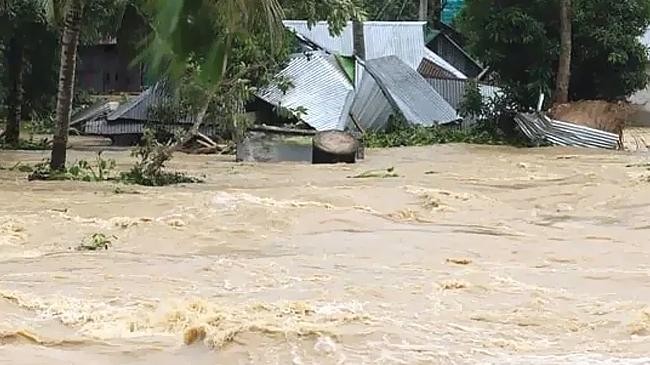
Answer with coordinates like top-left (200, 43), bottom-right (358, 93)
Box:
top-left (2, 137), bottom-right (650, 364)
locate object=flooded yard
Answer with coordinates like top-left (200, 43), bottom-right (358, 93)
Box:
top-left (2, 138), bottom-right (650, 364)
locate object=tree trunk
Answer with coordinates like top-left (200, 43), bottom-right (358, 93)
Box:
top-left (554, 0), bottom-right (572, 105)
top-left (419, 0), bottom-right (429, 21)
top-left (50, 0), bottom-right (84, 170)
top-left (312, 131), bottom-right (358, 164)
top-left (4, 36), bottom-right (24, 146)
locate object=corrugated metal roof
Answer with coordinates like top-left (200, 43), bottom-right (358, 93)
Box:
top-left (350, 56), bottom-right (459, 131)
top-left (422, 48), bottom-right (466, 79)
top-left (426, 78), bottom-right (501, 110)
top-left (357, 21), bottom-right (428, 87)
top-left (363, 22), bottom-right (427, 70)
top-left (107, 83), bottom-right (197, 125)
top-left (107, 84), bottom-right (167, 122)
top-left (283, 20), bottom-right (465, 86)
top-left (84, 119), bottom-right (218, 136)
top-left (283, 20), bottom-right (354, 56)
top-left (338, 90), bottom-right (356, 130)
top-left (514, 113), bottom-right (620, 149)
top-left (418, 59), bottom-right (457, 79)
top-left (70, 100), bottom-right (119, 128)
top-left (257, 51), bottom-right (354, 131)
top-left (349, 72), bottom-right (394, 131)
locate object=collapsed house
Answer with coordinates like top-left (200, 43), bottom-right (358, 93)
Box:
top-left (75, 20), bottom-right (494, 145)
top-left (75, 84), bottom-right (219, 145)
top-left (349, 56), bottom-right (460, 131)
top-left (256, 20), bottom-right (478, 134)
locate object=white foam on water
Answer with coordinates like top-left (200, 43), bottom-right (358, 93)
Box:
top-left (481, 354), bottom-right (650, 365)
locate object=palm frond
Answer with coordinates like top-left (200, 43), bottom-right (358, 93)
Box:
top-left (143, 0), bottom-right (285, 85)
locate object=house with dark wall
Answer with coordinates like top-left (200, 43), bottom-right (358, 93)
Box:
top-left (426, 29), bottom-right (483, 79)
top-left (76, 5), bottom-right (149, 93)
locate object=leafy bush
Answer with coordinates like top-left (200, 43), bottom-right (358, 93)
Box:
top-left (75, 233), bottom-right (114, 251)
top-left (119, 130), bottom-right (202, 186)
top-left (28, 152), bottom-right (117, 181)
top-left (364, 114), bottom-right (507, 148)
top-left (459, 80), bottom-right (486, 120)
top-left (22, 131), bottom-right (201, 186)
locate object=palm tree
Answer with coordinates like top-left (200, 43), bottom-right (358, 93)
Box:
top-left (50, 0), bottom-right (84, 170)
top-left (142, 0), bottom-right (284, 135)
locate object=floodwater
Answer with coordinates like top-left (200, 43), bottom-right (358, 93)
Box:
top-left (2, 138), bottom-right (650, 364)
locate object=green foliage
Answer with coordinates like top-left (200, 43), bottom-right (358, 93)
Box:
top-left (22, 133), bottom-right (201, 186)
top-left (75, 233), bottom-right (115, 251)
top-left (144, 0), bottom-right (365, 141)
top-left (458, 0), bottom-right (650, 106)
top-left (283, 0), bottom-right (366, 33)
top-left (364, 114), bottom-right (508, 148)
top-left (119, 129), bottom-right (202, 186)
top-left (28, 152), bottom-right (118, 181)
top-left (459, 80), bottom-right (484, 119)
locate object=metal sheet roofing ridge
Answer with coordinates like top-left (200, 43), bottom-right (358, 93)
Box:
top-left (256, 52), bottom-right (353, 131)
top-left (106, 85), bottom-right (162, 121)
top-left (349, 73), bottom-right (394, 131)
top-left (362, 56), bottom-right (459, 126)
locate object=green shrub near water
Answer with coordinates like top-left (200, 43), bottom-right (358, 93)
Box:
top-left (364, 124), bottom-right (504, 148)
top-left (119, 130), bottom-right (202, 186)
top-left (25, 130), bottom-right (202, 186)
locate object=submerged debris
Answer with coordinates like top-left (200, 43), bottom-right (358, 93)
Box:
top-left (74, 233), bottom-right (115, 251)
top-left (446, 258), bottom-right (473, 265)
top-left (515, 113), bottom-right (620, 149)
top-left (349, 167), bottom-right (399, 179)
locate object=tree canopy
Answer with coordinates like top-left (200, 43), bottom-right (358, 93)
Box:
top-left (458, 0), bottom-right (650, 106)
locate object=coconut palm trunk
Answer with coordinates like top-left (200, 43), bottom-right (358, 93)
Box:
top-left (4, 36), bottom-right (24, 146)
top-left (554, 0), bottom-right (572, 104)
top-left (50, 0), bottom-right (84, 170)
